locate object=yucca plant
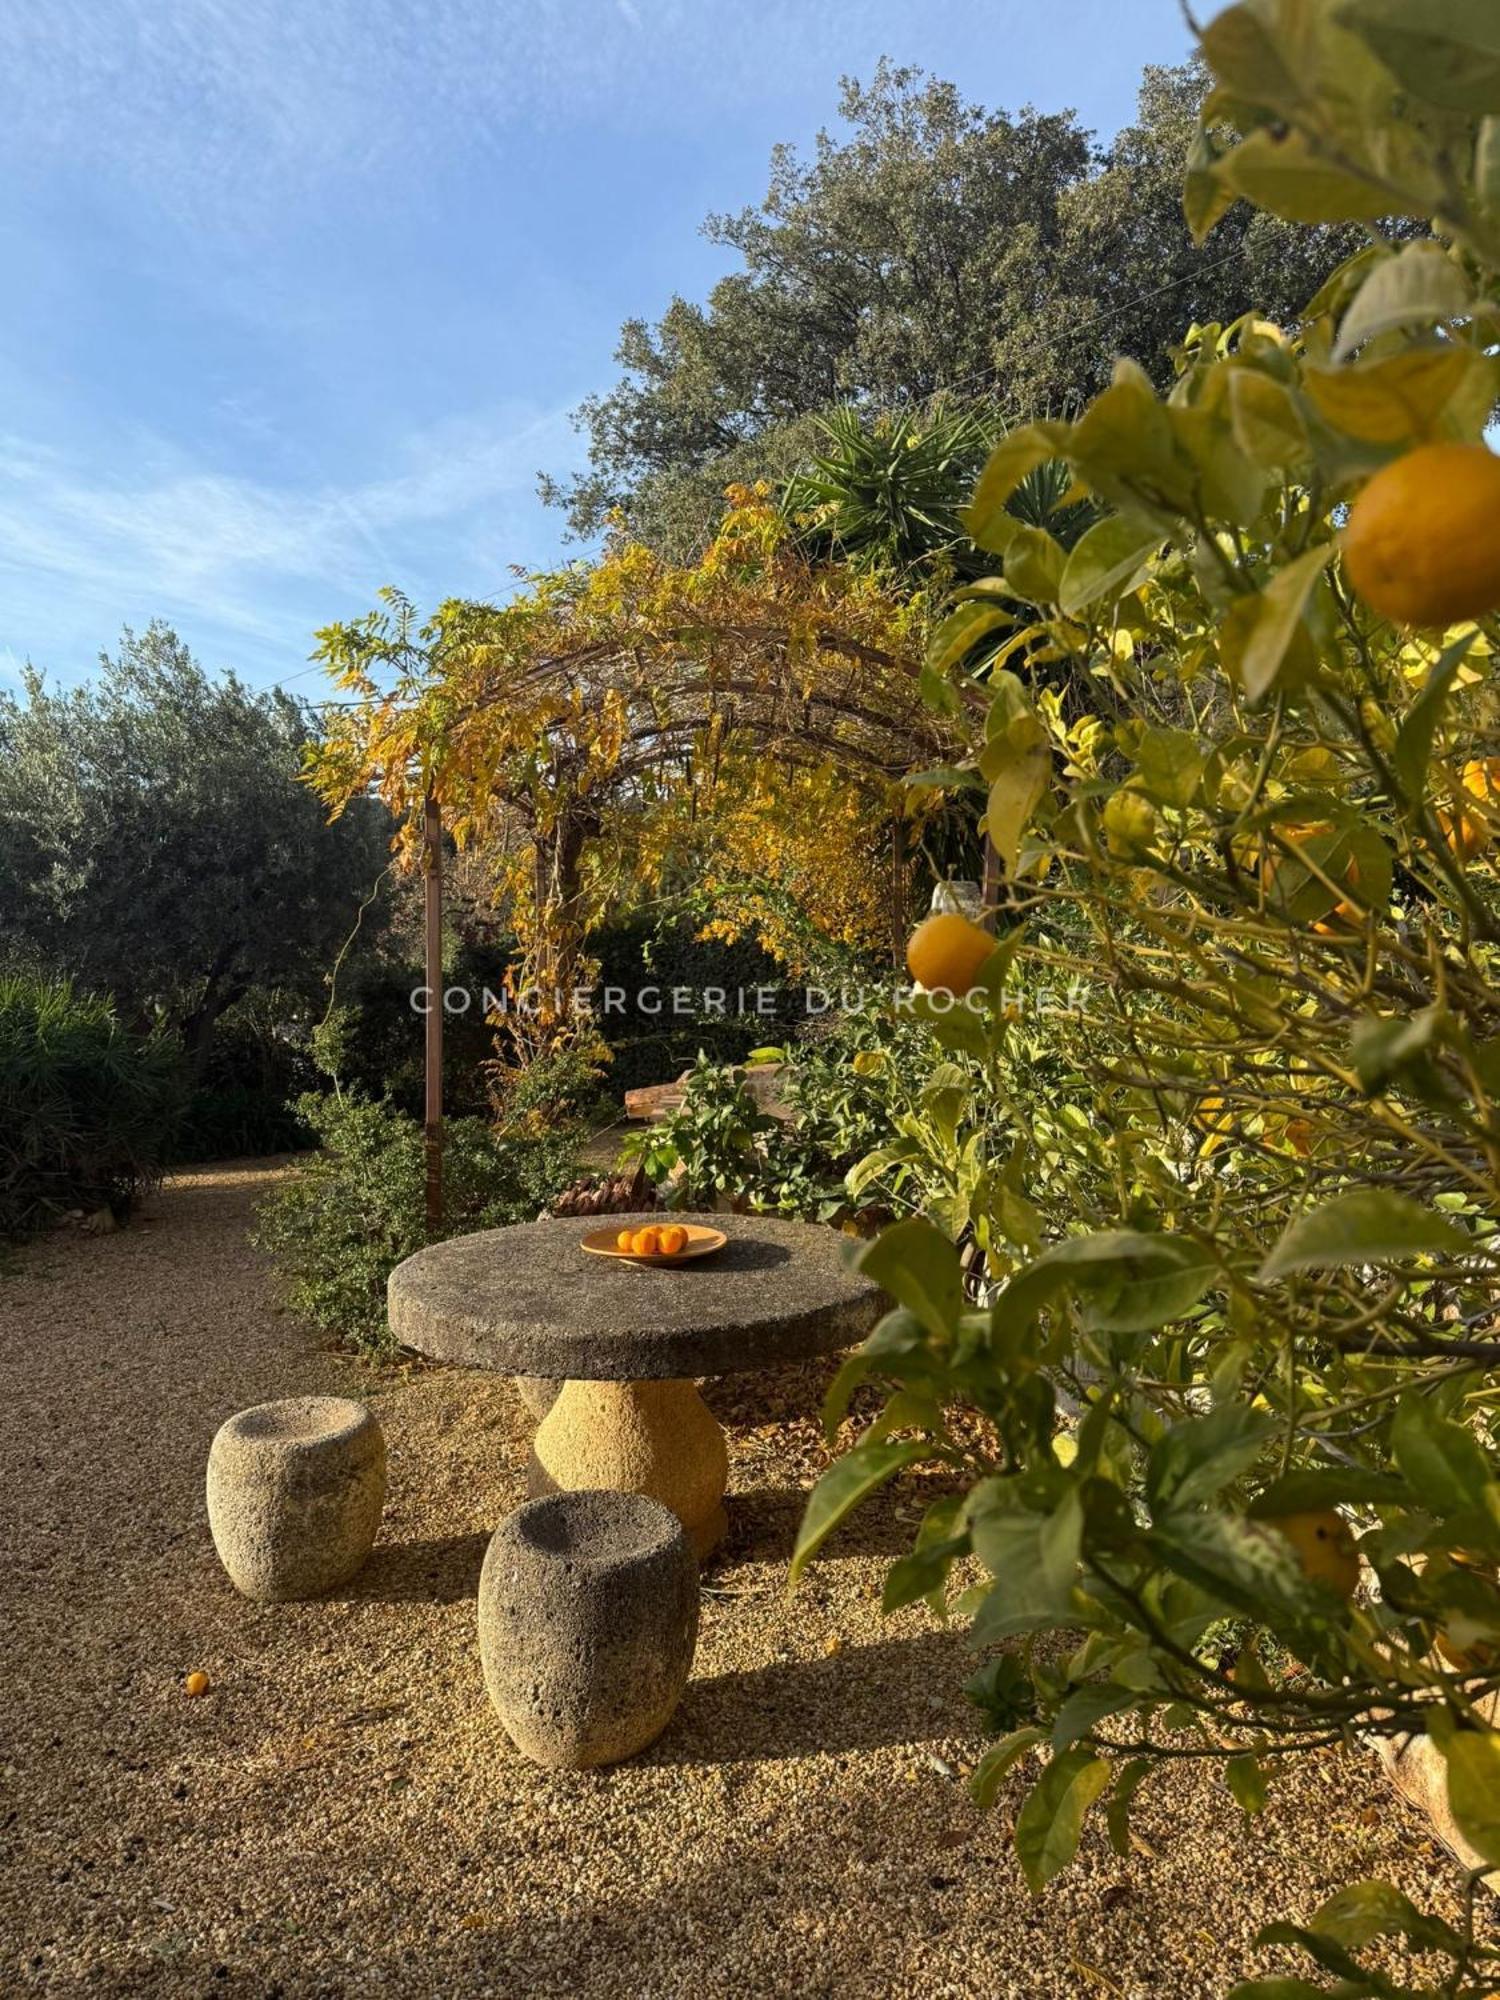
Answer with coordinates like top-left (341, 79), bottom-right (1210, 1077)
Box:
top-left (783, 403), bottom-right (1096, 582)
top-left (782, 403), bottom-right (993, 577)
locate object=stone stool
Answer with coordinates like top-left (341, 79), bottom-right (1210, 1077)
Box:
top-left (207, 1397), bottom-right (385, 1601)
top-left (477, 1490), bottom-right (698, 1768)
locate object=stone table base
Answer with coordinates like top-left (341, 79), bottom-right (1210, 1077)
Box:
top-left (527, 1379), bottom-right (730, 1559)
top-left (1374, 1715), bottom-right (1498, 1885)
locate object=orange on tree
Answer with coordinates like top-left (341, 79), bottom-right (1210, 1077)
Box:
top-left (1312, 855), bottom-right (1363, 935)
top-left (905, 911), bottom-right (995, 997)
top-left (1435, 1628), bottom-right (1500, 1676)
top-left (1433, 1550), bottom-right (1500, 1674)
top-left (1260, 1509), bottom-right (1361, 1599)
top-left (1438, 757), bottom-right (1500, 861)
top-left (1260, 823), bottom-right (1364, 932)
top-left (1343, 442), bottom-right (1500, 629)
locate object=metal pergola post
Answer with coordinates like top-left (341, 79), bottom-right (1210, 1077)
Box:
top-left (423, 791), bottom-right (444, 1236)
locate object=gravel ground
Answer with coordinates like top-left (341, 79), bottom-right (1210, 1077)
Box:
top-left (0, 1163), bottom-right (1480, 1999)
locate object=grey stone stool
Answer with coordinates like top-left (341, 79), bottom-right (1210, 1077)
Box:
top-left (477, 1490), bottom-right (698, 1768)
top-left (207, 1397), bottom-right (385, 1601)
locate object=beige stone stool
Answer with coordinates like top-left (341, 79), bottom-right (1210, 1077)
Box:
top-left (207, 1396), bottom-right (385, 1601)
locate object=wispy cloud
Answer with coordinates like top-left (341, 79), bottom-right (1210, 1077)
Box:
top-left (0, 0), bottom-right (666, 226)
top-left (0, 401), bottom-right (580, 678)
top-left (0, 0), bottom-right (904, 228)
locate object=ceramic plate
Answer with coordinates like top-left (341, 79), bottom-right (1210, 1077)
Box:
top-left (580, 1223), bottom-right (728, 1266)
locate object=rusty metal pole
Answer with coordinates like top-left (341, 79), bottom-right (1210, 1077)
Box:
top-left (980, 834), bottom-right (1001, 933)
top-left (889, 818), bottom-right (906, 969)
top-left (423, 791), bottom-right (444, 1236)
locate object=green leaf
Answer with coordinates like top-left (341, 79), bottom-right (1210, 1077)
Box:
top-left (1199, 3), bottom-right (1308, 115)
top-left (1004, 525), bottom-right (1066, 605)
top-left (1228, 368), bottom-right (1309, 470)
top-left (1002, 1230), bottom-right (1219, 1335)
top-left (819, 1349), bottom-right (873, 1441)
top-left (1149, 1512), bottom-right (1344, 1628)
top-left (963, 425), bottom-right (1073, 554)
top-left (1068, 363), bottom-right (1197, 521)
top-left (970, 1487), bottom-right (1084, 1641)
top-left (790, 1439), bottom-right (926, 1586)
top-left (905, 990), bottom-right (990, 1060)
top-left (1226, 1753), bottom-right (1269, 1815)
top-left (969, 1725), bottom-right (1046, 1808)
top-left (1306, 346), bottom-right (1499, 446)
top-left (1258, 1190), bottom-right (1469, 1280)
top-left (1184, 140), bottom-right (1238, 246)
top-left (1392, 630), bottom-right (1476, 806)
top-left (1440, 1729), bottom-right (1500, 1865)
top-left (1341, 0), bottom-right (1500, 113)
top-left (1223, 127), bottom-right (1421, 225)
top-left (1014, 1746), bottom-right (1112, 1892)
top-left (1056, 514), bottom-right (1160, 617)
top-left (883, 1492), bottom-right (968, 1616)
top-left (903, 764), bottom-right (985, 794)
top-left (1311, 1876), bottom-right (1466, 1953)
top-left (1051, 1682), bottom-right (1137, 1751)
top-left (1335, 241), bottom-right (1475, 360)
top-left (1133, 726), bottom-right (1205, 809)
top-left (1478, 116), bottom-right (1500, 214)
top-left (1148, 1405), bottom-right (1276, 1513)
top-left (856, 1216), bottom-right (965, 1343)
top-left (1233, 545), bottom-right (1334, 702)
top-left (926, 599), bottom-right (1014, 680)
top-left (1349, 1006), bottom-right (1446, 1096)
top-left (882, 1535), bottom-right (967, 1616)
top-left (980, 674), bottom-right (1051, 876)
top-left (1250, 1466), bottom-right (1416, 1516)
top-left (1105, 1758), bottom-right (1150, 1857)
top-left (1391, 1395), bottom-right (1495, 1513)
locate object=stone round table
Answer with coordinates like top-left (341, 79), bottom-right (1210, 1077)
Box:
top-left (387, 1212), bottom-right (883, 1557)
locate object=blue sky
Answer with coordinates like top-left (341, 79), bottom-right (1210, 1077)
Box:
top-left (0, 0), bottom-right (1192, 694)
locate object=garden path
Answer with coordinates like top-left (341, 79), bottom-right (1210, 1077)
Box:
top-left (0, 1165), bottom-right (1469, 1998)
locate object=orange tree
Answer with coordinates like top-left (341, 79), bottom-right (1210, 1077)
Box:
top-left (306, 492), bottom-right (949, 1059)
top-left (794, 7), bottom-right (1500, 1990)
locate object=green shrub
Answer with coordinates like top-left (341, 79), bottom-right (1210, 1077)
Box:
top-left (173, 1002), bottom-right (322, 1162)
top-left (626, 1012), bottom-right (948, 1223)
top-left (255, 1092), bottom-right (581, 1354)
top-left (0, 976), bottom-right (184, 1239)
top-left (312, 939), bottom-right (515, 1120)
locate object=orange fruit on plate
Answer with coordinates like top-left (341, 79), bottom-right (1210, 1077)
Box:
top-left (630, 1226), bottom-right (660, 1256)
top-left (658, 1224), bottom-right (688, 1256)
top-left (905, 912), bottom-right (995, 998)
top-left (615, 1227), bottom-right (634, 1250)
top-left (1343, 442), bottom-right (1500, 628)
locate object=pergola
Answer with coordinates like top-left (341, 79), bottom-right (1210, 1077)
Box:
top-left (310, 548), bottom-right (989, 1230)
